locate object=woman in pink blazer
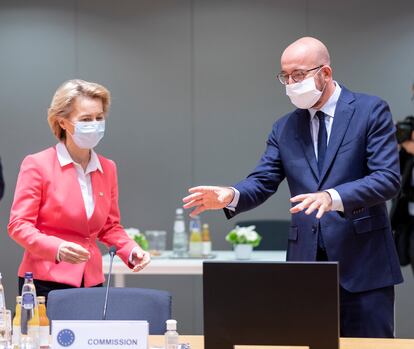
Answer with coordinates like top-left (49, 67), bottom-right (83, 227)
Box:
top-left (8, 79), bottom-right (150, 298)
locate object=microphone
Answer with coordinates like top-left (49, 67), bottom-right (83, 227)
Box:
top-left (102, 246), bottom-right (117, 320)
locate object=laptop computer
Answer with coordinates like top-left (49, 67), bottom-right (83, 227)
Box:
top-left (203, 261), bottom-right (339, 349)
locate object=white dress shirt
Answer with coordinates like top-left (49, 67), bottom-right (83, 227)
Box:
top-left (228, 82), bottom-right (344, 212)
top-left (56, 142), bottom-right (103, 219)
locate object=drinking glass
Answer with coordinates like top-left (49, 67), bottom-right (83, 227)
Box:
top-left (0, 309), bottom-right (11, 349)
top-left (145, 230), bottom-right (167, 256)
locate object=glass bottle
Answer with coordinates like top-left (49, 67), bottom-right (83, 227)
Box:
top-left (0, 272), bottom-right (11, 347)
top-left (0, 273), bottom-right (5, 310)
top-left (20, 272), bottom-right (39, 349)
top-left (164, 319), bottom-right (179, 349)
top-left (37, 297), bottom-right (49, 349)
top-left (202, 223), bottom-right (212, 257)
top-left (172, 209), bottom-right (188, 257)
top-left (12, 296), bottom-right (22, 349)
top-left (189, 216), bottom-right (202, 257)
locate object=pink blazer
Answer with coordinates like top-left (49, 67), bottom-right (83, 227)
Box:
top-left (8, 146), bottom-right (137, 287)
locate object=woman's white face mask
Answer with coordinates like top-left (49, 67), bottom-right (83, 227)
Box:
top-left (285, 69), bottom-right (325, 109)
top-left (69, 120), bottom-right (105, 149)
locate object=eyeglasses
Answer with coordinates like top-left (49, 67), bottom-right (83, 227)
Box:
top-left (277, 65), bottom-right (323, 85)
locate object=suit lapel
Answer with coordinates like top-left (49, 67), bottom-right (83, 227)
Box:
top-left (296, 109), bottom-right (319, 181)
top-left (318, 88), bottom-right (355, 185)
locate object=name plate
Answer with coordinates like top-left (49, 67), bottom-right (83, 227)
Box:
top-left (52, 320), bottom-right (148, 349)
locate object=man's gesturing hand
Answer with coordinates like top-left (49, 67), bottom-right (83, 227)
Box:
top-left (290, 191), bottom-right (332, 219)
top-left (182, 186), bottom-right (235, 217)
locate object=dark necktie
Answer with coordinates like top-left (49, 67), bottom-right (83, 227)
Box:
top-left (316, 111), bottom-right (327, 174)
top-left (316, 110), bottom-right (328, 250)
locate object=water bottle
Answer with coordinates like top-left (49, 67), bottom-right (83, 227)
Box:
top-left (20, 272), bottom-right (39, 349)
top-left (164, 319), bottom-right (179, 349)
top-left (0, 272), bottom-right (11, 347)
top-left (172, 208), bottom-right (188, 257)
top-left (0, 273), bottom-right (5, 311)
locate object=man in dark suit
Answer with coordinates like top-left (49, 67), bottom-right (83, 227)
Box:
top-left (391, 124), bottom-right (414, 273)
top-left (183, 37), bottom-right (403, 338)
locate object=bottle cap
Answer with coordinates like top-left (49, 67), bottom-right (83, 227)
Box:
top-left (16, 296), bottom-right (22, 303)
top-left (0, 272), bottom-right (2, 279)
top-left (202, 224), bottom-right (209, 228)
top-left (37, 296), bottom-right (46, 303)
top-left (166, 319), bottom-right (177, 330)
top-left (176, 208), bottom-right (183, 215)
top-left (24, 272), bottom-right (33, 279)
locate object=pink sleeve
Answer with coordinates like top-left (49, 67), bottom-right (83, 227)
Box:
top-left (8, 156), bottom-right (64, 262)
top-left (97, 161), bottom-right (139, 268)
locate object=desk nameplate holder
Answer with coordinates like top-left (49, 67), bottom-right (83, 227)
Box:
top-left (52, 320), bottom-right (148, 349)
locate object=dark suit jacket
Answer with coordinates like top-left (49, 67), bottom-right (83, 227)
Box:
top-left (226, 86), bottom-right (403, 292)
top-left (0, 157), bottom-right (4, 200)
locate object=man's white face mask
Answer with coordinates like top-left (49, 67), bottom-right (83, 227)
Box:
top-left (285, 69), bottom-right (325, 109)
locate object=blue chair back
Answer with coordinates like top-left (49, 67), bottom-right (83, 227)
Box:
top-left (47, 287), bottom-right (171, 334)
top-left (235, 219), bottom-right (289, 250)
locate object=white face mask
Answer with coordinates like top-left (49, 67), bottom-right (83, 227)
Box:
top-left (69, 120), bottom-right (105, 149)
top-left (285, 75), bottom-right (324, 109)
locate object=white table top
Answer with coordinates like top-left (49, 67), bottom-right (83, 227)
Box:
top-left (103, 250), bottom-right (287, 275)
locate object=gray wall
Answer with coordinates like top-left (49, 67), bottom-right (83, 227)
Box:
top-left (0, 0), bottom-right (413, 336)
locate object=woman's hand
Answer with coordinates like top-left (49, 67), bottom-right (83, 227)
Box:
top-left (58, 241), bottom-right (90, 264)
top-left (131, 248), bottom-right (151, 272)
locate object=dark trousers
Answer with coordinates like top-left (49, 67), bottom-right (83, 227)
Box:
top-left (18, 277), bottom-right (103, 304)
top-left (316, 247), bottom-right (395, 338)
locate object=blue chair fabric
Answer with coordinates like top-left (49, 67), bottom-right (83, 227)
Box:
top-left (235, 219), bottom-right (289, 251)
top-left (46, 287), bottom-right (171, 334)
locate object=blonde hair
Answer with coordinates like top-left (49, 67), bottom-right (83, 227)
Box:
top-left (48, 79), bottom-right (111, 140)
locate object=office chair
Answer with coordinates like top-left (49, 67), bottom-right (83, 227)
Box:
top-left (235, 219), bottom-right (289, 250)
top-left (47, 287), bottom-right (171, 334)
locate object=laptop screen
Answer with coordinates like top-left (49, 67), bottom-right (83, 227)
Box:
top-left (203, 261), bottom-right (339, 349)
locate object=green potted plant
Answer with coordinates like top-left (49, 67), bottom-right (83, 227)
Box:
top-left (225, 225), bottom-right (261, 259)
top-left (125, 228), bottom-right (149, 251)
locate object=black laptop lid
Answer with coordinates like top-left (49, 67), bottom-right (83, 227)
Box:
top-left (203, 261), bottom-right (339, 349)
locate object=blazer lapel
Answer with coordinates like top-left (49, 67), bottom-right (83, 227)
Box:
top-left (296, 109), bottom-right (319, 181)
top-left (318, 88), bottom-right (355, 185)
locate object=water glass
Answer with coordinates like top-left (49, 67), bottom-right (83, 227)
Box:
top-left (145, 230), bottom-right (167, 256)
top-left (0, 309), bottom-right (11, 349)
top-left (19, 335), bottom-right (36, 349)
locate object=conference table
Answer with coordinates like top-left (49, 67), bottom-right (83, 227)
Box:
top-left (149, 335), bottom-right (414, 349)
top-left (104, 252), bottom-right (414, 343)
top-left (103, 250), bottom-right (287, 287)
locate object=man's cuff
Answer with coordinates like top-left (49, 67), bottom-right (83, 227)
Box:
top-left (325, 189), bottom-right (344, 212)
top-left (226, 187), bottom-right (240, 211)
